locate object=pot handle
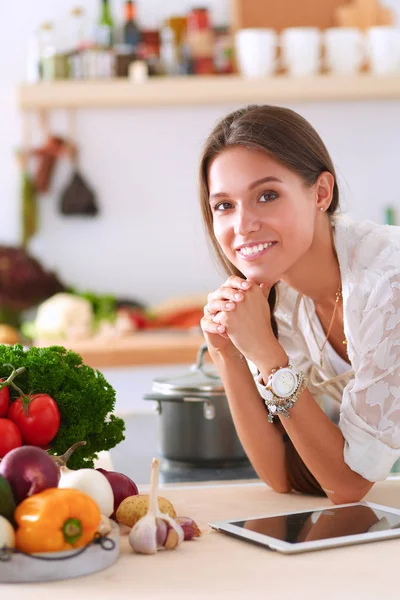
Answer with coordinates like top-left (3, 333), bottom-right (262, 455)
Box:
top-left (144, 394), bottom-right (216, 420)
top-left (194, 344), bottom-right (220, 380)
top-left (183, 396), bottom-right (216, 420)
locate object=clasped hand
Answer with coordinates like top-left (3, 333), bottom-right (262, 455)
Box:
top-left (201, 276), bottom-right (275, 362)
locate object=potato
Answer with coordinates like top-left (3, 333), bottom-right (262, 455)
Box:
top-left (116, 494), bottom-right (177, 527)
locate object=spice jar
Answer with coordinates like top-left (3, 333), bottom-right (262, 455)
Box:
top-left (186, 7), bottom-right (214, 75)
top-left (138, 29), bottom-right (161, 76)
top-left (115, 44), bottom-right (135, 77)
top-left (214, 26), bottom-right (234, 74)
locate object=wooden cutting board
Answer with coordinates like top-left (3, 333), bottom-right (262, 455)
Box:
top-left (230, 0), bottom-right (351, 32)
top-left (230, 0), bottom-right (394, 31)
top-left (335, 0), bottom-right (394, 28)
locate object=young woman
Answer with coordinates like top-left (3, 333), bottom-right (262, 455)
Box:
top-left (199, 105), bottom-right (400, 505)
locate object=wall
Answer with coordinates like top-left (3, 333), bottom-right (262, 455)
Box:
top-left (1, 0), bottom-right (400, 309)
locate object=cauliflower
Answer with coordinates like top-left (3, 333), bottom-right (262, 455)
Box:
top-left (35, 293), bottom-right (94, 341)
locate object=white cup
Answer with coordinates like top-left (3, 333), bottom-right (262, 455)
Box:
top-left (324, 27), bottom-right (365, 74)
top-left (235, 28), bottom-right (278, 78)
top-left (366, 26), bottom-right (400, 75)
top-left (281, 27), bottom-right (322, 76)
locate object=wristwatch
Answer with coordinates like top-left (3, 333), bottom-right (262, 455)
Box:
top-left (255, 362), bottom-right (308, 422)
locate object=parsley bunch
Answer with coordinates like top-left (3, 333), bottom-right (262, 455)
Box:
top-left (0, 344), bottom-right (125, 469)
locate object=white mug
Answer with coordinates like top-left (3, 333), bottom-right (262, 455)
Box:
top-left (366, 26), bottom-right (400, 75)
top-left (324, 27), bottom-right (365, 74)
top-left (235, 28), bottom-right (278, 78)
top-left (280, 27), bottom-right (322, 76)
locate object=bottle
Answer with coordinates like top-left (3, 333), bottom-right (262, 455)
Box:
top-left (214, 26), bottom-right (234, 74)
top-left (26, 29), bottom-right (41, 83)
top-left (69, 6), bottom-right (88, 52)
top-left (160, 25), bottom-right (179, 76)
top-left (123, 1), bottom-right (141, 54)
top-left (385, 206), bottom-right (397, 226)
top-left (166, 16), bottom-right (187, 72)
top-left (40, 22), bottom-right (57, 80)
top-left (97, 0), bottom-right (114, 48)
top-left (68, 7), bottom-right (88, 79)
top-left (186, 7), bottom-right (214, 75)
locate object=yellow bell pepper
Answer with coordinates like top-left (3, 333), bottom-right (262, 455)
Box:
top-left (15, 487), bottom-right (101, 553)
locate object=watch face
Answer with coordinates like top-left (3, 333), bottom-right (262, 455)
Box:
top-left (272, 368), bottom-right (298, 398)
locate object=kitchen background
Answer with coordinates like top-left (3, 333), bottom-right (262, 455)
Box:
top-left (1, 0), bottom-right (400, 425)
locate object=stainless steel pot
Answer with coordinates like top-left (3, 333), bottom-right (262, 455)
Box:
top-left (144, 344), bottom-right (247, 465)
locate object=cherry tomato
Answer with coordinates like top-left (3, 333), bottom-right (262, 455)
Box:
top-left (0, 418), bottom-right (22, 458)
top-left (8, 393), bottom-right (61, 446)
top-left (0, 380), bottom-right (9, 417)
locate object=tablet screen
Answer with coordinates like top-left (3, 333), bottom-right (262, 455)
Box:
top-left (232, 504), bottom-right (400, 544)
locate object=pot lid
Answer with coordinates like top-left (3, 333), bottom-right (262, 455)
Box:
top-left (151, 344), bottom-right (225, 395)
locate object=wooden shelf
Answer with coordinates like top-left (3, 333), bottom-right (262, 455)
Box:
top-left (35, 331), bottom-right (206, 368)
top-left (18, 74), bottom-right (400, 109)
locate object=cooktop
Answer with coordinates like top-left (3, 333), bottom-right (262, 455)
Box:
top-left (109, 413), bottom-right (259, 486)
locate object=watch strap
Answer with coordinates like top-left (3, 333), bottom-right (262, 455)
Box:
top-left (254, 363), bottom-right (308, 422)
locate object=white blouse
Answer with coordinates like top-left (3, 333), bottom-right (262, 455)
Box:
top-left (274, 214), bottom-right (400, 482)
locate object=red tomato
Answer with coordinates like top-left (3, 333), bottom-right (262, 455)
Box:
top-left (0, 419), bottom-right (22, 458)
top-left (8, 393), bottom-right (61, 446)
top-left (0, 380), bottom-right (9, 417)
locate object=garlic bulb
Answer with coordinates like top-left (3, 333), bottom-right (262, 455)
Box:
top-left (129, 458), bottom-right (184, 554)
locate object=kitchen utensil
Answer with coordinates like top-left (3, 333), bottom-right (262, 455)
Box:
top-left (366, 26), bottom-right (400, 75)
top-left (60, 169), bottom-right (99, 216)
top-left (230, 0), bottom-right (349, 32)
top-left (60, 111), bottom-right (99, 217)
top-left (335, 0), bottom-right (394, 29)
top-left (324, 27), bottom-right (366, 74)
top-left (235, 28), bottom-right (278, 78)
top-left (280, 27), bottom-right (322, 76)
top-left (144, 344), bottom-right (247, 465)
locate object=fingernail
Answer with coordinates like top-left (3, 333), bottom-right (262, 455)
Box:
top-left (241, 282), bottom-right (250, 289)
top-left (225, 302), bottom-right (235, 309)
top-left (234, 293), bottom-right (243, 301)
top-left (217, 326), bottom-right (225, 333)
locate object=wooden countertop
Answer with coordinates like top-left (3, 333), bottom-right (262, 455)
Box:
top-left (3, 478), bottom-right (400, 599)
top-left (35, 332), bottom-right (206, 367)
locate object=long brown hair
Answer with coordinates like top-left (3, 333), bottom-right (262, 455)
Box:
top-left (199, 105), bottom-right (340, 339)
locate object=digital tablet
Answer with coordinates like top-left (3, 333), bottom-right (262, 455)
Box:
top-left (209, 502), bottom-right (400, 554)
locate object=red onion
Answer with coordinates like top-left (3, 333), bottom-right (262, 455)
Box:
top-left (0, 446), bottom-right (59, 503)
top-left (96, 468), bottom-right (138, 518)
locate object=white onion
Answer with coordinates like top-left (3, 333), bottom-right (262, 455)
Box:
top-left (0, 515), bottom-right (15, 549)
top-left (58, 467), bottom-right (114, 517)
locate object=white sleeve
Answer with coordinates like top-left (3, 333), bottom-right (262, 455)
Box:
top-left (339, 273), bottom-right (400, 481)
top-left (276, 315), bottom-right (325, 408)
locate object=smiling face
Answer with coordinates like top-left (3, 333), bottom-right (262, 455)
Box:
top-left (208, 146), bottom-right (320, 286)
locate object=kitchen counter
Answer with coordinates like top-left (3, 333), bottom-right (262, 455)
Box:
top-left (3, 478), bottom-right (400, 599)
top-left (35, 331), bottom-right (206, 367)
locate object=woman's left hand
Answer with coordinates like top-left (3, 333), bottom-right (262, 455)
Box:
top-left (205, 280), bottom-right (276, 363)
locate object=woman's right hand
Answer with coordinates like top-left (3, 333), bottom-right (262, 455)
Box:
top-left (200, 276), bottom-right (251, 354)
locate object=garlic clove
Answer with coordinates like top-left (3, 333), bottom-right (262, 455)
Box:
top-left (175, 516), bottom-right (202, 541)
top-left (159, 512), bottom-right (184, 549)
top-left (164, 527), bottom-right (180, 550)
top-left (156, 518), bottom-right (168, 547)
top-left (97, 514), bottom-right (112, 537)
top-left (129, 514), bottom-right (158, 555)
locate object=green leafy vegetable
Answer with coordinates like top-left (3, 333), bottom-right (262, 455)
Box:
top-left (0, 345), bottom-right (125, 469)
top-left (67, 289), bottom-right (118, 328)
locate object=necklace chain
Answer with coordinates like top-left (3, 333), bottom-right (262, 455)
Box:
top-left (303, 284), bottom-right (346, 368)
